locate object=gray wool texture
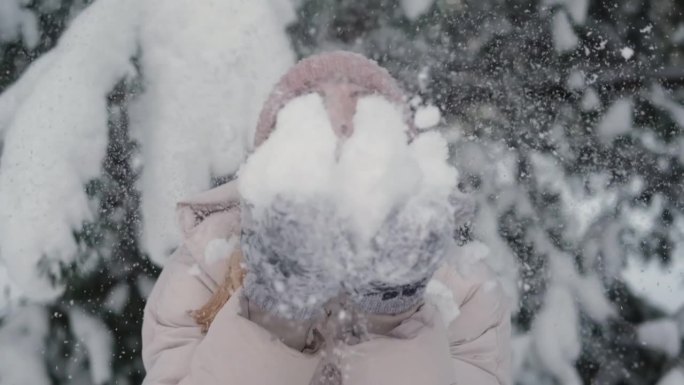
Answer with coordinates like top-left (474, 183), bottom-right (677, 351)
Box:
top-left (241, 196), bottom-right (353, 320)
top-left (348, 195), bottom-right (466, 314)
top-left (241, 193), bottom-right (475, 319)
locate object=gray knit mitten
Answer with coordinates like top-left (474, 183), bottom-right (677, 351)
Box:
top-left (349, 193), bottom-right (475, 315)
top-left (240, 196), bottom-right (353, 320)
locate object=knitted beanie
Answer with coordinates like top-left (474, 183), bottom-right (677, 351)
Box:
top-left (253, 51), bottom-right (416, 147)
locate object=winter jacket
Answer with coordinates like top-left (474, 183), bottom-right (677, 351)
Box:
top-left (141, 180), bottom-right (512, 385)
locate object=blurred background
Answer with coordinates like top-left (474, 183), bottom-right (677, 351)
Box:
top-left (0, 0), bottom-right (683, 384)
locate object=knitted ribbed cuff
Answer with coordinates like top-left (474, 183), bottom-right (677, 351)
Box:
top-left (351, 280), bottom-right (428, 315)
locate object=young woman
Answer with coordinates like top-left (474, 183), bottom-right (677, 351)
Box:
top-left (142, 51), bottom-right (511, 385)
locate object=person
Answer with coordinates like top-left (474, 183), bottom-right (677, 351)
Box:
top-left (141, 51), bottom-right (511, 385)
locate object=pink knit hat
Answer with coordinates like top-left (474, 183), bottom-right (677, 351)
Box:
top-left (254, 51), bottom-right (415, 147)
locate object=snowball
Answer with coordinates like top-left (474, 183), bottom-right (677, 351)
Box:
top-left (400, 0), bottom-right (435, 21)
top-left (637, 318), bottom-right (681, 357)
top-left (414, 104), bottom-right (442, 129)
top-left (620, 47), bottom-right (634, 60)
top-left (597, 98), bottom-right (633, 143)
top-left (336, 95), bottom-right (422, 240)
top-left (238, 93), bottom-right (338, 207)
top-left (552, 11), bottom-right (578, 53)
top-left (239, 93), bottom-right (457, 252)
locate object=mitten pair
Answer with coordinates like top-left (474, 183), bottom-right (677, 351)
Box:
top-left (240, 193), bottom-right (473, 320)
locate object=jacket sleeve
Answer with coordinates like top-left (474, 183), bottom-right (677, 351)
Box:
top-left (433, 261), bottom-right (512, 385)
top-left (141, 247), bottom-right (319, 385)
top-left (141, 247), bottom-right (214, 385)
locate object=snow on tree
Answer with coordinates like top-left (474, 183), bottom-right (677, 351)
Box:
top-left (0, 0), bottom-right (140, 302)
top-left (0, 0), bottom-right (682, 384)
top-left (0, 0), bottom-right (295, 383)
top-left (0, 0), bottom-right (294, 305)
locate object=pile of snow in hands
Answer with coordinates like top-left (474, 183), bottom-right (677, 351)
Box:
top-left (239, 93), bottom-right (461, 287)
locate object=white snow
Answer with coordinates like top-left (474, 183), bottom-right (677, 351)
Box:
top-left (414, 104), bottom-right (442, 129)
top-left (238, 93), bottom-right (339, 207)
top-left (417, 66), bottom-right (430, 91)
top-left (511, 335), bottom-right (532, 379)
top-left (621, 194), bottom-right (663, 236)
top-left (622, 254), bottom-right (684, 315)
top-left (637, 318), bottom-right (681, 357)
top-left (240, 94), bottom-right (457, 244)
top-left (546, 251), bottom-right (615, 322)
top-left (532, 284), bottom-right (582, 385)
top-left (0, 306), bottom-right (51, 385)
top-left (204, 235), bottom-right (239, 265)
top-left (572, 274), bottom-right (615, 322)
top-left (564, 0), bottom-right (588, 24)
top-left (658, 368), bottom-right (684, 385)
top-left (400, 0), bottom-right (435, 21)
top-left (543, 0), bottom-right (588, 25)
top-left (672, 23), bottom-right (684, 45)
top-left (649, 85), bottom-right (684, 128)
top-left (531, 152), bottom-right (618, 240)
top-left (640, 24), bottom-right (653, 34)
top-left (332, 94), bottom-right (423, 241)
top-left (620, 47), bottom-right (634, 60)
top-left (552, 11), bottom-right (578, 53)
top-left (450, 240), bottom-right (490, 275)
top-left (0, 0), bottom-right (140, 303)
top-left (0, 0), bottom-right (40, 48)
top-left (103, 283), bottom-right (129, 314)
top-left (452, 141), bottom-right (520, 304)
top-left (69, 308), bottom-right (114, 385)
top-left (0, 52), bottom-right (57, 141)
top-left (134, 0), bottom-right (295, 265)
top-left (566, 70), bottom-right (585, 91)
top-left (597, 98), bottom-right (633, 143)
top-left (136, 275), bottom-right (156, 299)
top-left (580, 87), bottom-right (601, 111)
top-left (0, 264), bottom-right (22, 317)
top-left (425, 279), bottom-right (461, 325)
